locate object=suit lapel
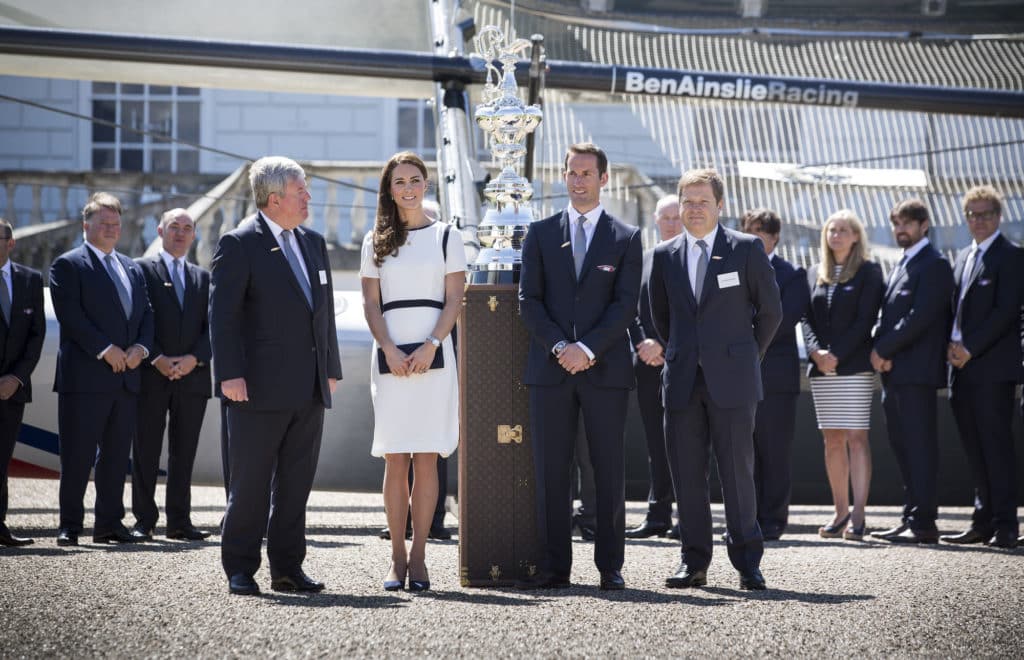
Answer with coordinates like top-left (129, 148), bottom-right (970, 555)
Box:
top-left (558, 211), bottom-right (577, 285)
top-left (670, 238), bottom-right (696, 312)
top-left (577, 213), bottom-right (612, 286)
top-left (952, 248), bottom-right (968, 299)
top-left (294, 227), bottom-right (321, 310)
top-left (256, 214), bottom-right (312, 310)
top-left (699, 229), bottom-right (732, 308)
top-left (85, 246), bottom-right (128, 320)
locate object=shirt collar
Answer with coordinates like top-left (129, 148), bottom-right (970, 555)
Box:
top-left (0, 260), bottom-right (10, 277)
top-left (684, 224), bottom-right (719, 251)
top-left (902, 236), bottom-right (930, 262)
top-left (260, 211), bottom-right (288, 240)
top-left (568, 204), bottom-right (604, 226)
top-left (85, 240), bottom-right (115, 261)
top-left (972, 230), bottom-right (1000, 253)
top-left (160, 249), bottom-right (187, 270)
top-left (766, 250), bottom-right (777, 261)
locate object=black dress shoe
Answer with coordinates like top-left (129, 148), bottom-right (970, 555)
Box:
top-left (886, 528), bottom-right (939, 544)
top-left (665, 565), bottom-right (707, 588)
top-left (129, 526), bottom-right (153, 542)
top-left (0, 525), bottom-right (33, 547)
top-left (624, 521), bottom-right (671, 539)
top-left (739, 568), bottom-right (766, 591)
top-left (666, 524), bottom-right (681, 541)
top-left (599, 570), bottom-right (625, 590)
top-left (56, 529), bottom-right (78, 546)
top-left (870, 522), bottom-right (909, 540)
top-left (987, 531), bottom-right (1019, 549)
top-left (271, 571), bottom-right (325, 592)
top-left (515, 572), bottom-right (571, 590)
top-left (940, 528), bottom-right (989, 545)
top-left (93, 525), bottom-right (140, 544)
top-left (428, 526), bottom-right (452, 540)
top-left (228, 573), bottom-right (260, 595)
top-left (167, 526), bottom-right (211, 541)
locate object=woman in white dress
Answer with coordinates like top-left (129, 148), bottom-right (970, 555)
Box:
top-left (359, 152), bottom-right (466, 591)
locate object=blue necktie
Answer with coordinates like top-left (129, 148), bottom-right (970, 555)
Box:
top-left (694, 239), bottom-right (709, 303)
top-left (104, 254), bottom-right (132, 318)
top-left (172, 258), bottom-right (185, 308)
top-left (573, 216), bottom-right (587, 277)
top-left (281, 230), bottom-right (313, 308)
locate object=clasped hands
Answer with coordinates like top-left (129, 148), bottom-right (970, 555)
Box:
top-left (382, 342), bottom-right (437, 378)
top-left (0, 374), bottom-right (21, 400)
top-left (947, 341), bottom-right (972, 369)
top-left (102, 344), bottom-right (147, 373)
top-left (869, 349), bottom-right (893, 373)
top-left (154, 354), bottom-right (199, 381)
top-left (558, 343), bottom-right (595, 375)
top-left (635, 339), bottom-right (664, 368)
top-left (812, 349), bottom-right (839, 375)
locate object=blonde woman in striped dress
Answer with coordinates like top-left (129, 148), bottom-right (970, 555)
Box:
top-left (802, 211), bottom-right (884, 541)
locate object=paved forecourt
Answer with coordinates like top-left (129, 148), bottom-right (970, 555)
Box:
top-left (1, 477), bottom-right (1022, 657)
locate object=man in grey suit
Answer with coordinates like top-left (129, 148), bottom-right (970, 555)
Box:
top-left (649, 169), bottom-right (782, 591)
top-left (211, 156), bottom-right (342, 595)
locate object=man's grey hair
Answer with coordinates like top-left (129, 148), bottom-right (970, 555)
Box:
top-left (654, 194), bottom-right (679, 215)
top-left (249, 156), bottom-right (307, 208)
top-left (159, 208), bottom-right (193, 229)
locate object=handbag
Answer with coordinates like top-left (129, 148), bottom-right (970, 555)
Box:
top-left (378, 343), bottom-right (444, 375)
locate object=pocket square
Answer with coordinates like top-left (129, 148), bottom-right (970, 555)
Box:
top-left (843, 285), bottom-right (855, 291)
top-left (898, 289), bottom-right (912, 296)
top-left (597, 264), bottom-right (616, 272)
top-left (163, 281), bottom-right (173, 287)
top-left (22, 308), bottom-right (33, 314)
top-left (977, 278), bottom-right (992, 286)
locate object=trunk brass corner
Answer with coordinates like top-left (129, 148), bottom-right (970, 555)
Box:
top-left (497, 424), bottom-right (522, 444)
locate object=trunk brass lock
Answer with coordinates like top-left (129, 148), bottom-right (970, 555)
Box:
top-left (497, 424), bottom-right (523, 444)
top-left (488, 295), bottom-right (499, 312)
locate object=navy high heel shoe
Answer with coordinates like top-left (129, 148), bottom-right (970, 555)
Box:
top-left (408, 566), bottom-right (430, 592)
top-left (383, 563), bottom-right (406, 591)
top-left (818, 513), bottom-right (851, 538)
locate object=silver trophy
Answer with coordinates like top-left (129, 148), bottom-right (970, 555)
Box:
top-left (470, 26), bottom-right (543, 284)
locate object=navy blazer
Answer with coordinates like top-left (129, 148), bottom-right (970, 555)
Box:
top-left (210, 213), bottom-right (342, 410)
top-left (519, 209), bottom-right (643, 389)
top-left (803, 260), bottom-right (884, 378)
top-left (761, 254), bottom-right (810, 393)
top-left (873, 242), bottom-right (953, 388)
top-left (49, 244), bottom-right (154, 394)
top-left (627, 248), bottom-right (658, 348)
top-left (0, 262), bottom-right (45, 403)
top-left (948, 233), bottom-right (1024, 386)
top-left (135, 255), bottom-right (212, 398)
top-left (649, 227), bottom-right (782, 410)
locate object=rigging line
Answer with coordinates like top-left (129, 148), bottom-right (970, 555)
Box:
top-left (802, 137), bottom-right (1024, 168)
top-left (0, 92), bottom-right (381, 195)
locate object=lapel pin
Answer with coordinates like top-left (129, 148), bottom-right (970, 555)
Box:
top-left (163, 282), bottom-right (173, 287)
top-left (270, 246), bottom-right (281, 252)
top-left (560, 241), bottom-right (571, 248)
top-left (711, 255), bottom-right (723, 260)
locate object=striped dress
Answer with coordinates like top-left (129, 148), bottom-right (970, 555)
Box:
top-left (807, 265), bottom-right (876, 430)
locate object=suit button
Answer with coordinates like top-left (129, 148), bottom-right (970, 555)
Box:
top-left (311, 347), bottom-right (316, 352)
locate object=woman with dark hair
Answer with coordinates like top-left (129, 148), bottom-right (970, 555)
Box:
top-left (359, 152), bottom-right (466, 591)
top-left (802, 210), bottom-right (884, 541)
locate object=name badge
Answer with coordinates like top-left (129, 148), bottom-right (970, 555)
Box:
top-left (717, 272), bottom-right (740, 288)
top-left (319, 269), bottom-right (328, 285)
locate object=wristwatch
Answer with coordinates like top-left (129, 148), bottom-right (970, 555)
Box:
top-left (552, 340), bottom-right (569, 357)
top-left (425, 335), bottom-right (441, 348)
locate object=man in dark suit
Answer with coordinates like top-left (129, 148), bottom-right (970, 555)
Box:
top-left (870, 198), bottom-right (954, 544)
top-left (649, 169), bottom-right (782, 591)
top-left (131, 208), bottom-right (212, 542)
top-left (741, 209), bottom-right (810, 541)
top-left (0, 218), bottom-right (45, 547)
top-left (50, 192), bottom-right (154, 546)
top-left (211, 156), bottom-right (342, 596)
top-left (941, 186), bottom-right (1023, 549)
top-left (625, 194), bottom-right (681, 540)
top-left (518, 143), bottom-right (642, 590)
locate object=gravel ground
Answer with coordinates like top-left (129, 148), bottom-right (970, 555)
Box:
top-left (1, 477), bottom-right (1022, 658)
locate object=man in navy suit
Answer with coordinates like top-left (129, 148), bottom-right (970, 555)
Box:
top-left (625, 195), bottom-right (681, 540)
top-left (941, 186), bottom-right (1023, 549)
top-left (50, 192), bottom-right (154, 546)
top-left (741, 209), bottom-right (810, 541)
top-left (131, 209), bottom-right (212, 542)
top-left (211, 156), bottom-right (342, 595)
top-left (871, 198), bottom-right (953, 544)
top-left (518, 143), bottom-right (642, 590)
top-left (649, 169), bottom-right (782, 591)
top-left (0, 218), bottom-right (45, 547)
